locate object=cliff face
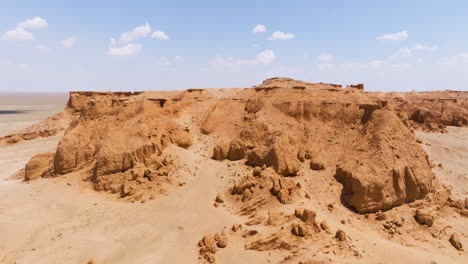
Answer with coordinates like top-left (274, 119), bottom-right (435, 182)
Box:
top-left (23, 78), bottom-right (468, 213)
top-left (375, 91), bottom-right (468, 132)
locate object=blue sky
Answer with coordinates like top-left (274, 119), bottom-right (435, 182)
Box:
top-left (1, 0), bottom-right (468, 92)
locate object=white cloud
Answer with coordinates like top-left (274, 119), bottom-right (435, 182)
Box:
top-left (2, 27), bottom-right (34, 41)
top-left (17, 17), bottom-right (48, 30)
top-left (211, 50), bottom-right (276, 69)
top-left (414, 44), bottom-right (437, 51)
top-left (61, 36), bottom-right (77, 48)
top-left (36, 44), bottom-right (50, 52)
top-left (107, 43), bottom-right (142, 58)
top-left (255, 50), bottom-right (276, 64)
top-left (376, 30), bottom-right (408, 41)
top-left (151, 30), bottom-right (169, 40)
top-left (252, 24), bottom-right (266, 33)
top-left (268, 31), bottom-right (295, 40)
top-left (316, 53), bottom-right (334, 63)
top-left (109, 24), bottom-right (168, 57)
top-left (389, 44), bottom-right (437, 59)
top-left (2, 17), bottom-right (48, 42)
top-left (120, 23), bottom-right (151, 43)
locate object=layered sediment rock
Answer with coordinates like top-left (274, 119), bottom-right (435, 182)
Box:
top-left (22, 78), bottom-right (468, 212)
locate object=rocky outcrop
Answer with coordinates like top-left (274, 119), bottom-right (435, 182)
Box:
top-left (24, 153), bottom-right (55, 181)
top-left (22, 78), bottom-right (468, 214)
top-left (347, 83), bottom-right (364, 90)
top-left (23, 93), bottom-right (194, 201)
top-left (334, 109), bottom-right (433, 213)
top-left (380, 91), bottom-right (468, 132)
top-left (0, 112), bottom-right (71, 147)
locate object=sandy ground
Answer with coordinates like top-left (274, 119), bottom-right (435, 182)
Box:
top-left (0, 93), bottom-right (67, 136)
top-left (0, 101), bottom-right (467, 263)
top-left (416, 127), bottom-right (468, 198)
top-left (0, 108), bottom-right (275, 263)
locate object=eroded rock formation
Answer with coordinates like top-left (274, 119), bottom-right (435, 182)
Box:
top-left (20, 78), bottom-right (468, 213)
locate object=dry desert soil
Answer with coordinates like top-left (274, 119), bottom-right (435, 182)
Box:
top-left (0, 78), bottom-right (467, 264)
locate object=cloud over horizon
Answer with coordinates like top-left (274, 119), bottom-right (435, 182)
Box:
top-left (61, 36), bottom-right (77, 48)
top-left (252, 24), bottom-right (266, 33)
top-left (376, 30), bottom-right (408, 41)
top-left (389, 44), bottom-right (437, 59)
top-left (107, 23), bottom-right (170, 57)
top-left (107, 39), bottom-right (142, 58)
top-left (17, 17), bottom-right (48, 30)
top-left (151, 30), bottom-right (169, 40)
top-left (268, 31), bottom-right (295, 40)
top-left (2, 17), bottom-right (48, 42)
top-left (120, 23), bottom-right (151, 44)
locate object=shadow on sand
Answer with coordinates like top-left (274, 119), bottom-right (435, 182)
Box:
top-left (0, 110), bottom-right (31, 115)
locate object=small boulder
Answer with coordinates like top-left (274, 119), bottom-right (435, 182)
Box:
top-left (212, 140), bottom-right (230, 160)
top-left (335, 230), bottom-right (347, 241)
top-left (169, 129), bottom-right (193, 149)
top-left (301, 209), bottom-right (316, 226)
top-left (215, 195), bottom-right (224, 203)
top-left (449, 233), bottom-right (463, 251)
top-left (292, 223), bottom-right (308, 237)
top-left (202, 234), bottom-right (214, 247)
top-left (294, 208), bottom-right (304, 218)
top-left (277, 189), bottom-right (291, 204)
top-left (320, 220), bottom-right (330, 233)
top-left (216, 236), bottom-right (228, 248)
top-left (414, 210), bottom-right (434, 227)
top-left (297, 150), bottom-right (306, 162)
top-left (310, 160), bottom-right (325, 170)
